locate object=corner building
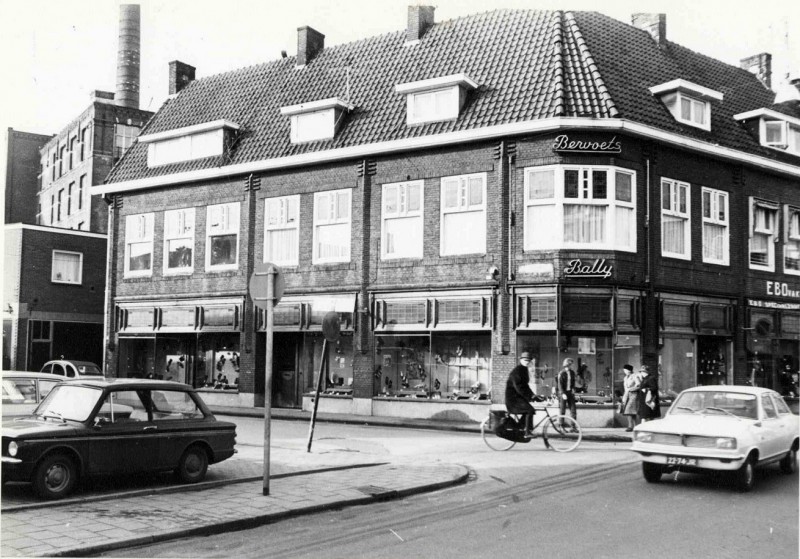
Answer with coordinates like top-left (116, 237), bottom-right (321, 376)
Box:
top-left (95, 8), bottom-right (800, 425)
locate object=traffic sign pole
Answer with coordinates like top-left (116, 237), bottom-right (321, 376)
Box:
top-left (262, 266), bottom-right (275, 495)
top-left (307, 311), bottom-right (341, 453)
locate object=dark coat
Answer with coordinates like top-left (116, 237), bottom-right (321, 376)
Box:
top-left (638, 373), bottom-right (661, 419)
top-left (505, 364), bottom-right (535, 414)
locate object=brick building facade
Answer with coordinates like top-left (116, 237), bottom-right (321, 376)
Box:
top-left (95, 8), bottom-right (800, 426)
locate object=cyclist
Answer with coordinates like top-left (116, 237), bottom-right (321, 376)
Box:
top-left (505, 352), bottom-right (537, 438)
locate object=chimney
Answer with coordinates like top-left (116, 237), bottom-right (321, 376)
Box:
top-left (297, 26), bottom-right (324, 67)
top-left (407, 5), bottom-right (435, 42)
top-left (740, 53), bottom-right (772, 90)
top-left (632, 13), bottom-right (666, 47)
top-left (169, 61), bottom-right (196, 95)
top-left (116, 4), bottom-right (141, 109)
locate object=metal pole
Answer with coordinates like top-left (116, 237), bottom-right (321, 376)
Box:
top-left (306, 339), bottom-right (328, 452)
top-left (263, 265), bottom-right (276, 495)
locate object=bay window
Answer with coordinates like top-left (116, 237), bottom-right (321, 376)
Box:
top-left (701, 187), bottom-right (729, 265)
top-left (784, 206), bottom-right (800, 274)
top-left (265, 196), bottom-right (299, 266)
top-left (440, 173), bottom-right (486, 256)
top-left (313, 189), bottom-right (351, 263)
top-left (164, 208), bottom-right (195, 273)
top-left (749, 199), bottom-right (778, 270)
top-left (206, 203), bottom-right (240, 270)
top-left (661, 179), bottom-right (691, 260)
top-left (523, 165), bottom-right (636, 251)
top-left (125, 213), bottom-right (154, 277)
top-left (382, 180), bottom-right (423, 259)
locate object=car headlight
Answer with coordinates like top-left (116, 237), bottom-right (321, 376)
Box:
top-left (8, 441), bottom-right (18, 457)
top-left (634, 431), bottom-right (654, 443)
top-left (715, 437), bottom-right (737, 449)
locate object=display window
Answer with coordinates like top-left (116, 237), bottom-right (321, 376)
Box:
top-left (197, 333), bottom-right (240, 390)
top-left (697, 336), bottom-right (729, 386)
top-left (302, 332), bottom-right (355, 395)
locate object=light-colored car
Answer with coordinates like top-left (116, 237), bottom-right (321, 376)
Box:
top-left (2, 371), bottom-right (64, 418)
top-left (39, 359), bottom-right (103, 379)
top-left (631, 385), bottom-right (798, 492)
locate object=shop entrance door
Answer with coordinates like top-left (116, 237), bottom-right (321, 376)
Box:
top-left (274, 334), bottom-right (300, 408)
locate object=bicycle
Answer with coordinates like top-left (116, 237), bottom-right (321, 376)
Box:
top-left (480, 397), bottom-right (582, 452)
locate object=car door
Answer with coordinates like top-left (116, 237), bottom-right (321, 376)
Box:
top-left (758, 394), bottom-right (783, 460)
top-left (85, 389), bottom-right (160, 475)
top-left (148, 388), bottom-right (209, 469)
top-left (770, 394), bottom-right (796, 452)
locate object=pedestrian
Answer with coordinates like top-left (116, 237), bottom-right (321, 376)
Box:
top-left (505, 352), bottom-right (537, 438)
top-left (637, 364), bottom-right (661, 423)
top-left (620, 364), bottom-right (641, 431)
top-left (556, 357), bottom-right (577, 428)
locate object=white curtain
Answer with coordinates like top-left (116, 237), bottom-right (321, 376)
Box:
top-left (615, 206), bottom-right (634, 248)
top-left (442, 211), bottom-right (484, 255)
top-left (316, 223), bottom-right (350, 260)
top-left (564, 205), bottom-right (605, 244)
top-left (526, 204), bottom-right (557, 248)
top-left (267, 228), bottom-right (298, 265)
top-left (52, 252), bottom-right (80, 283)
top-left (703, 223), bottom-right (725, 261)
top-left (385, 215), bottom-right (422, 258)
top-left (750, 233), bottom-right (769, 266)
top-left (662, 215), bottom-right (686, 254)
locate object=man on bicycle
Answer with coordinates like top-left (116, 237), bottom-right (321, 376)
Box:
top-left (505, 352), bottom-right (537, 438)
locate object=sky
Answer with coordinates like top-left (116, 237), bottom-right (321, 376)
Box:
top-left (0, 0), bottom-right (798, 137)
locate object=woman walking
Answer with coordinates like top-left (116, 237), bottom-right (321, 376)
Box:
top-left (620, 364), bottom-right (640, 431)
top-left (637, 365), bottom-right (661, 423)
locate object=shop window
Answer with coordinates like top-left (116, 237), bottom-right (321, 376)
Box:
top-left (784, 206), bottom-right (800, 275)
top-left (663, 302), bottom-right (692, 329)
top-left (265, 196), bottom-right (299, 266)
top-left (164, 208), bottom-right (195, 273)
top-left (30, 320), bottom-right (52, 341)
top-left (198, 334), bottom-right (240, 389)
top-left (125, 213), bottom-right (154, 277)
top-left (660, 338), bottom-right (694, 396)
top-left (206, 203), bottom-right (240, 270)
top-left (313, 189), bottom-right (351, 264)
top-left (438, 299), bottom-right (482, 324)
top-left (701, 187), bottom-right (729, 265)
top-left (697, 337), bottom-right (728, 386)
top-left (274, 304), bottom-right (302, 327)
top-left (562, 297), bottom-right (611, 325)
top-left (386, 301), bottom-right (427, 326)
top-left (51, 250), bottom-right (83, 285)
top-left (523, 165), bottom-right (635, 252)
top-left (382, 180), bottom-right (423, 259)
top-left (661, 178), bottom-right (690, 260)
top-left (529, 297), bottom-right (557, 324)
top-left (749, 198), bottom-right (778, 271)
top-left (440, 173), bottom-right (486, 256)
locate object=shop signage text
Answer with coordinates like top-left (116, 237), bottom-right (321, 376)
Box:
top-left (765, 281), bottom-right (800, 298)
top-left (553, 134), bottom-right (622, 154)
top-left (748, 299), bottom-right (800, 310)
top-left (564, 258), bottom-right (613, 279)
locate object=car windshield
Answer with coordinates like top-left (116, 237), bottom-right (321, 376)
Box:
top-left (75, 364), bottom-right (103, 376)
top-left (35, 384), bottom-right (103, 422)
top-left (670, 391), bottom-right (758, 419)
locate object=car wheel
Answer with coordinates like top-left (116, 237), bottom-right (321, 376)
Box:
top-left (176, 445), bottom-right (208, 483)
top-left (734, 456), bottom-right (755, 492)
top-left (642, 462), bottom-right (663, 483)
top-left (33, 453), bottom-right (78, 500)
top-left (779, 447), bottom-right (797, 475)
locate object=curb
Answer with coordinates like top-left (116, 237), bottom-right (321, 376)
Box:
top-left (50, 464), bottom-right (470, 558)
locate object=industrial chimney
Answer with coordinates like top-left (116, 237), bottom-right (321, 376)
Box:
top-left (116, 4), bottom-right (141, 109)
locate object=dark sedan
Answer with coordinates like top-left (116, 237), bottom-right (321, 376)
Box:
top-left (1, 379), bottom-right (236, 499)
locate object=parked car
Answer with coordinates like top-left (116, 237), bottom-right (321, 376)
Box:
top-left (631, 385), bottom-right (798, 492)
top-left (2, 371), bottom-right (64, 418)
top-left (39, 359), bottom-right (103, 379)
top-left (1, 379), bottom-right (237, 499)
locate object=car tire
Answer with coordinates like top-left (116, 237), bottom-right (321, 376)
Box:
top-left (176, 445), bottom-right (208, 484)
top-left (734, 456), bottom-right (755, 492)
top-left (642, 462), bottom-right (663, 483)
top-left (779, 447), bottom-right (797, 475)
top-left (33, 453), bottom-right (78, 500)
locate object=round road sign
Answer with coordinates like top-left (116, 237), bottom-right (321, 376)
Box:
top-left (322, 311), bottom-right (341, 342)
top-left (250, 262), bottom-right (285, 310)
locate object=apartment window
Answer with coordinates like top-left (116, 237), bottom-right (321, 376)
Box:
top-left (51, 152), bottom-right (56, 181)
top-left (763, 120), bottom-right (800, 156)
top-left (59, 145), bottom-right (65, 176)
top-left (67, 182), bottom-right (74, 215)
top-left (51, 251), bottom-right (82, 285)
top-left (441, 173), bottom-right (486, 256)
top-left (80, 126), bottom-right (89, 161)
top-left (679, 95), bottom-right (708, 128)
top-left (265, 196), bottom-right (299, 266)
top-left (57, 189), bottom-right (63, 221)
top-left (206, 203), bottom-right (240, 270)
top-left (661, 179), bottom-right (691, 260)
top-left (36, 203), bottom-right (42, 225)
top-left (69, 136), bottom-right (77, 169)
top-left (114, 124), bottom-right (140, 160)
top-left (50, 195), bottom-right (54, 224)
top-left (78, 175), bottom-right (86, 210)
top-left (382, 180), bottom-right (423, 259)
top-left (523, 166), bottom-right (636, 251)
top-left (649, 80), bottom-right (721, 132)
top-left (702, 187), bottom-right (729, 265)
top-left (125, 213), bottom-right (154, 276)
top-left (164, 208), bottom-right (195, 273)
top-left (313, 189), bottom-right (352, 264)
top-left (749, 199), bottom-right (778, 271)
top-left (410, 87), bottom-right (458, 124)
top-left (784, 206), bottom-right (800, 274)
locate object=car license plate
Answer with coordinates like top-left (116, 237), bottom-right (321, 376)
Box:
top-left (666, 456), bottom-right (697, 466)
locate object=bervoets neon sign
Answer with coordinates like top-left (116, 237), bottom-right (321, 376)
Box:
top-left (564, 258), bottom-right (613, 279)
top-left (553, 134), bottom-right (621, 154)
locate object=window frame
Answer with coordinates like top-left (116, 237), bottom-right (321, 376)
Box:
top-left (163, 208), bottom-right (196, 275)
top-left (312, 189), bottom-right (352, 264)
top-left (51, 250), bottom-right (83, 285)
top-left (205, 203), bottom-right (240, 271)
top-left (264, 195), bottom-right (300, 266)
top-left (701, 187), bottom-right (729, 265)
top-left (660, 178), bottom-right (692, 260)
top-left (676, 92), bottom-right (710, 129)
top-left (124, 213), bottom-right (155, 278)
top-left (523, 165), bottom-right (637, 252)
top-left (783, 205), bottom-right (800, 276)
top-left (440, 172), bottom-right (487, 256)
top-left (381, 180), bottom-right (424, 260)
top-left (408, 86), bottom-right (460, 125)
top-left (749, 198), bottom-right (778, 272)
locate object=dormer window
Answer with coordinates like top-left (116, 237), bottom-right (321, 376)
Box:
top-left (139, 120), bottom-right (240, 167)
top-left (396, 74), bottom-right (477, 126)
top-left (649, 79), bottom-right (723, 132)
top-left (280, 98), bottom-right (351, 144)
top-left (733, 109), bottom-right (800, 156)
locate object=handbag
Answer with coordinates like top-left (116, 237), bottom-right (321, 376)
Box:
top-left (645, 389), bottom-right (656, 409)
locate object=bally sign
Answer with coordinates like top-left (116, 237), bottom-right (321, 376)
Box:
top-left (553, 134), bottom-right (622, 154)
top-left (564, 259), bottom-right (613, 279)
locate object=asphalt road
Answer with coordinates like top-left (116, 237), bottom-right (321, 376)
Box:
top-left (100, 416), bottom-right (799, 559)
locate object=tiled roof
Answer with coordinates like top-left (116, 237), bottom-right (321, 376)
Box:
top-left (106, 9), bottom-right (791, 184)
